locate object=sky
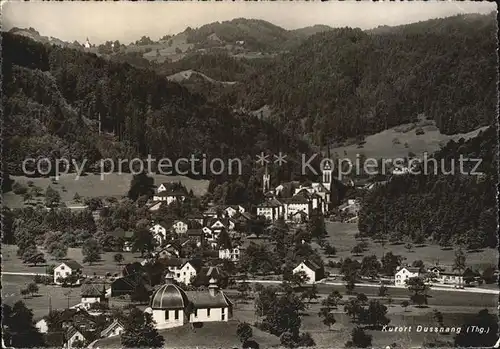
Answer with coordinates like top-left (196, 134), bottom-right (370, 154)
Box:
top-left (1, 1), bottom-right (496, 44)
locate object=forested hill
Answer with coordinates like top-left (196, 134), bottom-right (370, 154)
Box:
top-left (358, 126), bottom-right (498, 250)
top-left (2, 32), bottom-right (312, 180)
top-left (226, 13), bottom-right (497, 145)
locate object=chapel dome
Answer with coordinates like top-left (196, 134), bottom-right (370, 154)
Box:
top-left (150, 283), bottom-right (188, 309)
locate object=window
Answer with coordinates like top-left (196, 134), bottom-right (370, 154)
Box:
top-left (207, 308), bottom-right (211, 317)
top-left (174, 310), bottom-right (179, 320)
top-left (194, 309), bottom-right (198, 317)
top-left (61, 266), bottom-right (65, 270)
top-left (165, 310), bottom-right (169, 320)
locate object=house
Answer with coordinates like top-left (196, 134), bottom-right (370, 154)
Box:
top-left (156, 243), bottom-right (182, 259)
top-left (111, 271), bottom-right (151, 297)
top-left (256, 198), bottom-right (283, 221)
top-left (66, 326), bottom-right (87, 348)
top-left (172, 220), bottom-right (189, 235)
top-left (186, 213), bottom-right (205, 225)
top-left (293, 260), bottom-right (325, 284)
top-left (218, 245), bottom-right (241, 262)
top-left (186, 229), bottom-right (205, 247)
top-left (172, 260), bottom-right (203, 285)
top-left (150, 223), bottom-right (168, 244)
top-left (282, 194), bottom-right (312, 222)
top-left (224, 205), bottom-right (245, 218)
top-left (146, 275), bottom-right (233, 330)
top-left (191, 266), bottom-right (229, 288)
top-left (395, 266), bottom-right (422, 287)
top-left (148, 202), bottom-right (163, 212)
top-left (290, 210), bottom-right (308, 223)
top-left (35, 318), bottom-right (48, 334)
top-left (100, 320), bottom-right (124, 338)
top-left (152, 183), bottom-right (186, 204)
top-left (54, 260), bottom-right (83, 285)
top-left (80, 283), bottom-right (108, 310)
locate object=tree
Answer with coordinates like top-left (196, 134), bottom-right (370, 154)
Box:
top-left (345, 327), bottom-right (372, 348)
top-left (360, 255), bottom-right (381, 279)
top-left (45, 186), bottom-right (61, 207)
top-left (114, 253), bottom-right (125, 265)
top-left (301, 284), bottom-right (319, 304)
top-left (323, 243), bottom-right (337, 256)
top-left (318, 291), bottom-right (340, 330)
top-left (288, 270), bottom-right (309, 289)
top-left (433, 309), bottom-right (444, 327)
top-left (318, 309), bottom-right (336, 330)
top-left (255, 286), bottom-right (277, 317)
top-left (131, 283), bottom-right (150, 304)
top-left (381, 252), bottom-right (402, 275)
top-left (378, 285), bottom-right (388, 297)
top-left (132, 226), bottom-right (156, 257)
top-left (261, 291), bottom-right (304, 337)
top-left (2, 301), bottom-right (45, 348)
top-left (73, 192), bottom-right (82, 203)
top-left (454, 309), bottom-right (498, 348)
top-left (127, 173), bottom-right (155, 201)
top-left (217, 229), bottom-right (232, 250)
top-left (360, 300), bottom-right (390, 329)
top-left (279, 331), bottom-right (296, 348)
top-left (26, 283), bottom-right (39, 297)
top-left (237, 281), bottom-right (251, 300)
top-left (452, 248), bottom-right (467, 288)
top-left (236, 322), bottom-right (253, 343)
top-left (344, 298), bottom-right (364, 323)
top-left (401, 300), bottom-right (410, 312)
top-left (48, 241), bottom-right (68, 260)
top-left (21, 244), bottom-right (38, 264)
top-left (351, 243), bottom-right (364, 256)
top-left (82, 238), bottom-right (101, 265)
top-left (407, 277), bottom-right (429, 307)
top-left (121, 307), bottom-right (164, 348)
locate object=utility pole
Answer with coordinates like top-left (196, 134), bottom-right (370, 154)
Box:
top-left (98, 112), bottom-right (102, 135)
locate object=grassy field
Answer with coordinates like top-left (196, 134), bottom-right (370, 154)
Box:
top-left (231, 294), bottom-right (496, 348)
top-left (2, 244), bottom-right (142, 276)
top-left (2, 274), bottom-right (83, 319)
top-left (93, 320), bottom-right (280, 348)
top-left (4, 173), bottom-right (210, 209)
top-left (330, 122), bottom-right (488, 161)
top-left (320, 222), bottom-right (497, 270)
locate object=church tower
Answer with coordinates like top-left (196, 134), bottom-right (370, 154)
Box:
top-left (322, 160), bottom-right (332, 191)
top-left (263, 165), bottom-right (270, 193)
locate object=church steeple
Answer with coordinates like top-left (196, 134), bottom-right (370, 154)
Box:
top-left (263, 164), bottom-right (270, 193)
top-left (322, 160), bottom-right (332, 190)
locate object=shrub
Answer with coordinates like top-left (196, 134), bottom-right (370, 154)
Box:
top-left (12, 182), bottom-right (28, 195)
top-left (415, 128), bottom-right (425, 135)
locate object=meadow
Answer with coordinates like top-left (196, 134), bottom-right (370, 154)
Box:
top-left (4, 173), bottom-right (210, 209)
top-left (320, 222), bottom-right (497, 271)
top-left (2, 244), bottom-right (142, 276)
top-left (329, 122), bottom-right (488, 162)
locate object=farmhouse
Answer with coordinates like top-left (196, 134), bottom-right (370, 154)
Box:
top-left (293, 260), bottom-right (325, 284)
top-left (218, 245), bottom-right (241, 262)
top-left (256, 198), bottom-right (283, 221)
top-left (150, 223), bottom-right (168, 244)
top-left (100, 320), bottom-right (124, 338)
top-left (54, 260), bottom-right (83, 285)
top-left (146, 275), bottom-right (233, 330)
top-left (224, 205), bottom-right (245, 218)
top-left (152, 183), bottom-right (187, 204)
top-left (172, 220), bottom-right (189, 235)
top-left (395, 266), bottom-right (422, 286)
top-left (80, 283), bottom-right (108, 310)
